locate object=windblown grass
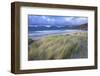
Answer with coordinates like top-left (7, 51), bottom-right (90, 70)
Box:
top-left (28, 32), bottom-right (88, 60)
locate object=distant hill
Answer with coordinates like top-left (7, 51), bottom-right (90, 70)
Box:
top-left (28, 23), bottom-right (88, 31)
top-left (71, 23), bottom-right (88, 30)
top-left (28, 25), bottom-right (70, 31)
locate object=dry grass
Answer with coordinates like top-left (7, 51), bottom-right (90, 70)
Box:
top-left (28, 32), bottom-right (88, 60)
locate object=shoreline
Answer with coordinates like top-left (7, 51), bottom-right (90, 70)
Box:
top-left (28, 31), bottom-right (87, 40)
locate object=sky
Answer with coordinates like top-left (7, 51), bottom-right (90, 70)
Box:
top-left (28, 15), bottom-right (88, 27)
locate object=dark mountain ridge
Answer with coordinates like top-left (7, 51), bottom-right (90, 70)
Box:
top-left (28, 23), bottom-right (88, 31)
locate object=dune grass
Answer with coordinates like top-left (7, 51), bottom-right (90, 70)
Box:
top-left (28, 32), bottom-right (88, 60)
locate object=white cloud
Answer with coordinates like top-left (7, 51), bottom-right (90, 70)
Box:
top-left (51, 18), bottom-right (55, 22)
top-left (41, 16), bottom-right (47, 19)
top-left (75, 17), bottom-right (87, 21)
top-left (47, 18), bottom-right (51, 21)
top-left (74, 17), bottom-right (88, 24)
top-left (64, 17), bottom-right (74, 21)
top-left (45, 25), bottom-right (51, 27)
top-left (64, 17), bottom-right (88, 25)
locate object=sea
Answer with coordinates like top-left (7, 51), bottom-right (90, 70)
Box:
top-left (28, 30), bottom-right (86, 40)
